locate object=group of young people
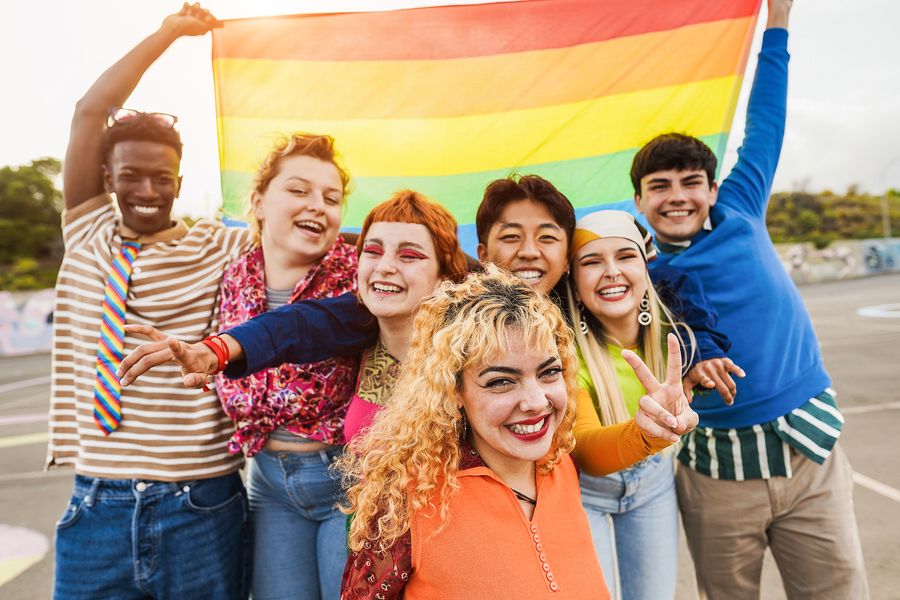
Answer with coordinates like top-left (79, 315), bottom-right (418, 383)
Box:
top-left (47, 1), bottom-right (868, 599)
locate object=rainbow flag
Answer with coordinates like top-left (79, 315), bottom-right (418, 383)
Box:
top-left (212, 0), bottom-right (761, 250)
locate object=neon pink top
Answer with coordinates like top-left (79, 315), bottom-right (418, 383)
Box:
top-left (342, 342), bottom-right (400, 443)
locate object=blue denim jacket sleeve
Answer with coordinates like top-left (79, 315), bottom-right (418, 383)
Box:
top-left (650, 263), bottom-right (731, 367)
top-left (222, 292), bottom-right (378, 378)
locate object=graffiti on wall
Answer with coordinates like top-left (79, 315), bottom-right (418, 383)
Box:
top-left (0, 290), bottom-right (53, 355)
top-left (778, 238), bottom-right (900, 283)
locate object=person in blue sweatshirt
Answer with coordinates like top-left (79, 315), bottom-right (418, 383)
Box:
top-left (631, 0), bottom-right (868, 597)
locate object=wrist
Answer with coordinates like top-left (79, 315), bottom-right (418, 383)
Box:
top-left (157, 19), bottom-right (186, 43)
top-left (766, 9), bottom-right (790, 29)
top-left (201, 335), bottom-right (231, 375)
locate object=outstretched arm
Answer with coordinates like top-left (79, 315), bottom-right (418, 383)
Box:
top-left (63, 3), bottom-right (221, 209)
top-left (119, 292), bottom-right (379, 387)
top-left (717, 0), bottom-right (793, 219)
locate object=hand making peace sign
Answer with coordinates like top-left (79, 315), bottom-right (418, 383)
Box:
top-left (622, 333), bottom-right (698, 443)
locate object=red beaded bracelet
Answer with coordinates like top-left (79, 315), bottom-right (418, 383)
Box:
top-left (199, 335), bottom-right (230, 391)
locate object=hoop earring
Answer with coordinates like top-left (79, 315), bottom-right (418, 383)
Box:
top-left (638, 293), bottom-right (652, 326)
top-left (576, 301), bottom-right (589, 335)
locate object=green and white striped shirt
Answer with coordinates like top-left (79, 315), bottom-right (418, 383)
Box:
top-left (678, 389), bottom-right (843, 480)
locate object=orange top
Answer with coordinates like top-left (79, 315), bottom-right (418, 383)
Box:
top-left (572, 388), bottom-right (673, 476)
top-left (406, 455), bottom-right (609, 599)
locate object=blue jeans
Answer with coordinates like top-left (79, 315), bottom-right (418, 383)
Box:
top-left (248, 447), bottom-right (348, 600)
top-left (580, 452), bottom-right (678, 600)
top-left (53, 472), bottom-right (249, 600)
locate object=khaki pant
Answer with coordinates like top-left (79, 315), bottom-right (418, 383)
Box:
top-left (676, 444), bottom-right (868, 600)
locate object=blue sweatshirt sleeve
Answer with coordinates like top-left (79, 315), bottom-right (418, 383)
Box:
top-left (716, 28), bottom-right (789, 220)
top-left (650, 264), bottom-right (731, 367)
top-left (222, 292), bottom-right (379, 378)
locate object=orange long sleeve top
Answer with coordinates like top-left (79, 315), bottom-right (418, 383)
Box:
top-left (571, 388), bottom-right (673, 476)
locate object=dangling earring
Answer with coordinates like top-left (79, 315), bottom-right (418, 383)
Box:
top-left (576, 301), bottom-right (589, 335)
top-left (457, 408), bottom-right (469, 441)
top-left (638, 293), bottom-right (652, 326)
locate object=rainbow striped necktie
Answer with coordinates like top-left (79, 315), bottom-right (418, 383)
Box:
top-left (93, 241), bottom-right (141, 435)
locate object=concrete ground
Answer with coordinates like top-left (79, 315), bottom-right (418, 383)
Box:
top-left (1, 273), bottom-right (898, 599)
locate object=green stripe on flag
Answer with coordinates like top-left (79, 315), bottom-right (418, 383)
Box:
top-left (220, 133), bottom-right (727, 223)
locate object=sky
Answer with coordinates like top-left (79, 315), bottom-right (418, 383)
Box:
top-left (2, 0), bottom-right (899, 219)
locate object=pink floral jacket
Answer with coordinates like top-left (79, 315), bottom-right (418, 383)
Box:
top-left (215, 239), bottom-right (359, 456)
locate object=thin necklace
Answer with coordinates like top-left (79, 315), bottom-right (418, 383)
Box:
top-left (512, 488), bottom-right (537, 505)
top-left (469, 448), bottom-right (537, 506)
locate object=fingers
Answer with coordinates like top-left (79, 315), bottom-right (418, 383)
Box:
top-left (168, 339), bottom-right (219, 388)
top-left (118, 339), bottom-right (168, 376)
top-left (124, 323), bottom-right (168, 342)
top-left (119, 346), bottom-right (174, 386)
top-left (168, 337), bottom-right (194, 363)
top-left (674, 404), bottom-right (699, 435)
top-left (685, 358), bottom-right (746, 405)
top-left (723, 358), bottom-right (746, 379)
top-left (183, 372), bottom-right (209, 389)
top-left (682, 369), bottom-right (700, 403)
top-left (635, 396), bottom-right (680, 443)
top-left (622, 349), bottom-right (660, 394)
top-left (186, 2), bottom-right (222, 27)
top-left (639, 394), bottom-right (678, 429)
top-left (711, 370), bottom-right (738, 405)
top-left (665, 333), bottom-right (683, 385)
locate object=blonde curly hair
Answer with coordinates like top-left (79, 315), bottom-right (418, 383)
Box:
top-left (337, 265), bottom-right (579, 553)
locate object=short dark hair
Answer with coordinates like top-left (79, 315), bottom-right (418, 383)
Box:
top-left (630, 133), bottom-right (717, 195)
top-left (476, 174), bottom-right (576, 245)
top-left (101, 115), bottom-right (183, 166)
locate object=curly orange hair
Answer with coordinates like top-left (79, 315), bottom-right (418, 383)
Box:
top-left (337, 266), bottom-right (578, 553)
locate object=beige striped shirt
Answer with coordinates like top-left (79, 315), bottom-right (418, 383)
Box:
top-left (47, 194), bottom-right (253, 481)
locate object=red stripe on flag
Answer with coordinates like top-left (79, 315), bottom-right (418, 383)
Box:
top-left (212, 0), bottom-right (760, 61)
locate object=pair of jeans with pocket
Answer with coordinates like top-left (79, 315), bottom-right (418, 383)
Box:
top-left (579, 451), bottom-right (678, 600)
top-left (247, 446), bottom-right (348, 600)
top-left (53, 472), bottom-right (249, 600)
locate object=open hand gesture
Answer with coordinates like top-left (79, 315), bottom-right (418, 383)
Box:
top-left (683, 357), bottom-right (745, 405)
top-left (161, 2), bottom-right (223, 38)
top-left (622, 333), bottom-right (698, 443)
top-left (118, 324), bottom-right (219, 388)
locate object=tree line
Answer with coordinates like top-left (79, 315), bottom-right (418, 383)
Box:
top-left (0, 158), bottom-right (64, 290)
top-left (0, 158), bottom-right (898, 290)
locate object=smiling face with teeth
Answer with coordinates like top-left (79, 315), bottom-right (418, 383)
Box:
top-left (357, 221), bottom-right (441, 324)
top-left (477, 199), bottom-right (568, 295)
top-left (635, 169), bottom-right (718, 243)
top-left (103, 141), bottom-right (182, 234)
top-left (251, 154), bottom-right (343, 269)
top-left (459, 328), bottom-right (567, 473)
top-left (572, 237), bottom-right (649, 344)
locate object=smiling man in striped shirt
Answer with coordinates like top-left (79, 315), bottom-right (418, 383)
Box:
top-left (46, 5), bottom-right (254, 599)
top-left (632, 0), bottom-right (868, 598)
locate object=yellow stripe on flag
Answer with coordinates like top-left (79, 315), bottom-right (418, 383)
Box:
top-left (219, 76), bottom-right (739, 178)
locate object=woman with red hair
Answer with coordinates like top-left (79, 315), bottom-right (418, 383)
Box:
top-left (341, 190), bottom-right (468, 440)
